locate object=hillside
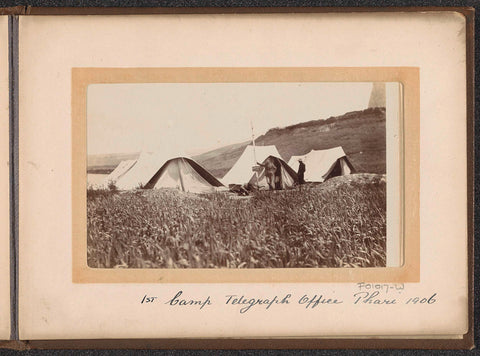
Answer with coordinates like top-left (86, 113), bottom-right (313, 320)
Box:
top-left (87, 107), bottom-right (386, 178)
top-left (191, 141), bottom-right (250, 178)
top-left (87, 152), bottom-right (139, 174)
top-left (194, 107), bottom-right (386, 178)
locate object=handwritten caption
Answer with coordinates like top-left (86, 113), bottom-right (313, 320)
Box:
top-left (140, 283), bottom-right (437, 314)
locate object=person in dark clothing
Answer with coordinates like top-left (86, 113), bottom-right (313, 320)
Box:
top-left (273, 158), bottom-right (282, 190)
top-left (297, 159), bottom-right (306, 185)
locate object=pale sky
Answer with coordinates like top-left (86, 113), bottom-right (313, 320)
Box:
top-left (87, 82), bottom-right (373, 156)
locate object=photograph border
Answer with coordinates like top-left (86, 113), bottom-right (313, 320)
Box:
top-left (72, 67), bottom-right (420, 284)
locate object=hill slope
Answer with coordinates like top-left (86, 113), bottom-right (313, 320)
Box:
top-left (87, 152), bottom-right (139, 174)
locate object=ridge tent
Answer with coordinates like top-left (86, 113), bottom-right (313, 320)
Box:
top-left (222, 145), bottom-right (281, 185)
top-left (102, 159), bottom-right (137, 188)
top-left (249, 155), bottom-right (298, 190)
top-left (144, 157), bottom-right (226, 194)
top-left (287, 147), bottom-right (355, 182)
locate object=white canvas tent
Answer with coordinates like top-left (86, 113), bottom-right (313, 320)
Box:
top-left (102, 159), bottom-right (137, 188)
top-left (222, 145), bottom-right (281, 185)
top-left (144, 157), bottom-right (226, 194)
top-left (288, 147), bottom-right (354, 182)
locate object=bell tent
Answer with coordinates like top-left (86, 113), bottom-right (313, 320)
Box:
top-left (249, 155), bottom-right (298, 190)
top-left (222, 145), bottom-right (281, 185)
top-left (287, 147), bottom-right (354, 182)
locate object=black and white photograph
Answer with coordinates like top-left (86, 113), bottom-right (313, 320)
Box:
top-left (86, 80), bottom-right (397, 269)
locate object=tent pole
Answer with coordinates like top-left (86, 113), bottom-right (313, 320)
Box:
top-left (177, 158), bottom-right (185, 192)
top-left (250, 119), bottom-right (259, 187)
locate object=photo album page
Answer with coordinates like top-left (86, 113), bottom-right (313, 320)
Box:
top-left (0, 9), bottom-right (471, 347)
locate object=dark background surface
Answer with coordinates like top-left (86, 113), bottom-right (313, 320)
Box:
top-left (0, 0), bottom-right (478, 8)
top-left (0, 0), bottom-right (478, 354)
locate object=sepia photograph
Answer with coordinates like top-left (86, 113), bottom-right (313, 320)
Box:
top-left (86, 79), bottom-right (396, 270)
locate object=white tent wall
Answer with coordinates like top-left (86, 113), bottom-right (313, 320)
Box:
top-left (287, 150), bottom-right (313, 171)
top-left (102, 159), bottom-right (137, 188)
top-left (288, 146), bottom-right (352, 182)
top-left (222, 145), bottom-right (281, 185)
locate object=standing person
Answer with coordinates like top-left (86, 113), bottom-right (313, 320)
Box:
top-left (297, 159), bottom-right (306, 185)
top-left (257, 157), bottom-right (277, 190)
top-left (273, 158), bottom-right (282, 190)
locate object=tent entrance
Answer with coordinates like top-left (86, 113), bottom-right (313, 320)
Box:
top-left (249, 156), bottom-right (298, 190)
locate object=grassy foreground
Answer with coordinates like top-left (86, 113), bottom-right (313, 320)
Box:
top-left (87, 175), bottom-right (386, 268)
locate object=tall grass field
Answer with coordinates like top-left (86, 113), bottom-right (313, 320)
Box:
top-left (87, 174), bottom-right (386, 269)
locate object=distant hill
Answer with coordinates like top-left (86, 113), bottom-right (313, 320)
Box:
top-left (88, 107), bottom-right (386, 178)
top-left (87, 152), bottom-right (139, 174)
